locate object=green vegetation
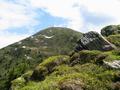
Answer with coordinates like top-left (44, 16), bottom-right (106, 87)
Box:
top-left (101, 25), bottom-right (120, 37)
top-left (107, 34), bottom-right (120, 48)
top-left (11, 50), bottom-right (120, 90)
top-left (31, 55), bottom-right (70, 80)
top-left (0, 27), bottom-right (82, 90)
top-left (0, 26), bottom-right (120, 90)
top-left (101, 25), bottom-right (120, 48)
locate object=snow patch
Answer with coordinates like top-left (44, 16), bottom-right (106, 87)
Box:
top-left (40, 34), bottom-right (54, 39)
top-left (22, 46), bottom-right (26, 48)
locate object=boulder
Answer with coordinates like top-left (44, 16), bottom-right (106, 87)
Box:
top-left (103, 60), bottom-right (120, 69)
top-left (101, 25), bottom-right (120, 37)
top-left (59, 79), bottom-right (84, 90)
top-left (75, 31), bottom-right (116, 51)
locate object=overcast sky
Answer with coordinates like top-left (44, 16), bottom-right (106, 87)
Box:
top-left (0, 0), bottom-right (120, 48)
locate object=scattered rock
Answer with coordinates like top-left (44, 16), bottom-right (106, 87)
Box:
top-left (75, 31), bottom-right (116, 51)
top-left (103, 60), bottom-right (120, 69)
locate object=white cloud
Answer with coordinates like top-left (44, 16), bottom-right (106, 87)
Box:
top-left (29, 0), bottom-right (84, 30)
top-left (1, 0), bottom-right (120, 32)
top-left (78, 0), bottom-right (120, 32)
top-left (0, 0), bottom-right (37, 30)
top-left (28, 0), bottom-right (120, 32)
top-left (0, 0), bottom-right (37, 48)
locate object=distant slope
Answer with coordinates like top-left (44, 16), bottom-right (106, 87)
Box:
top-left (0, 27), bottom-right (82, 90)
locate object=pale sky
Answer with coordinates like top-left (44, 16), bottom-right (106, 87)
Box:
top-left (0, 0), bottom-right (120, 48)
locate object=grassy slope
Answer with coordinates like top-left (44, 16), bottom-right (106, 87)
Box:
top-left (0, 27), bottom-right (82, 90)
top-left (11, 50), bottom-right (120, 90)
top-left (107, 34), bottom-right (120, 48)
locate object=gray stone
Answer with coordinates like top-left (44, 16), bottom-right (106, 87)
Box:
top-left (103, 60), bottom-right (120, 69)
top-left (75, 31), bottom-right (116, 51)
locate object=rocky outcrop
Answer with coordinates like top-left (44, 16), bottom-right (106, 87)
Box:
top-left (75, 31), bottom-right (116, 51)
top-left (101, 25), bottom-right (120, 37)
top-left (103, 60), bottom-right (120, 69)
top-left (59, 79), bottom-right (84, 90)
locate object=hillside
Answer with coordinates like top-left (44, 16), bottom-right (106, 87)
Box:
top-left (0, 25), bottom-right (120, 90)
top-left (11, 25), bottom-right (120, 90)
top-left (0, 27), bottom-right (82, 90)
top-left (11, 50), bottom-right (120, 90)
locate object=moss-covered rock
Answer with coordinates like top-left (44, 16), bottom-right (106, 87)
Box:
top-left (101, 25), bottom-right (120, 37)
top-left (11, 77), bottom-right (26, 90)
top-left (31, 55), bottom-right (70, 80)
top-left (58, 79), bottom-right (84, 90)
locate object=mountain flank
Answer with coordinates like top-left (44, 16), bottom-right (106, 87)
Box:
top-left (0, 25), bottom-right (120, 90)
top-left (0, 27), bottom-right (82, 90)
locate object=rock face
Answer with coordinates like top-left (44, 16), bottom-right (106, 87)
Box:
top-left (103, 60), bottom-right (120, 69)
top-left (75, 31), bottom-right (116, 51)
top-left (101, 25), bottom-right (120, 37)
